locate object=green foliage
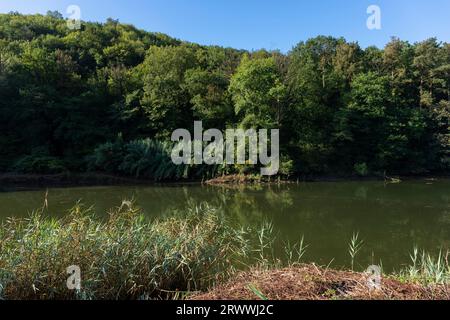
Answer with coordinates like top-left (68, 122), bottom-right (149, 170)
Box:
top-left (229, 55), bottom-right (288, 129)
top-left (139, 45), bottom-right (198, 137)
top-left (0, 13), bottom-right (448, 177)
top-left (400, 247), bottom-right (450, 285)
top-left (348, 232), bottom-right (364, 271)
top-left (87, 137), bottom-right (126, 173)
top-left (88, 138), bottom-right (224, 181)
top-left (12, 150), bottom-right (67, 174)
top-left (354, 163), bottom-right (369, 177)
top-left (279, 155), bottom-right (295, 178)
top-left (184, 67), bottom-right (233, 128)
top-left (0, 202), bottom-right (248, 299)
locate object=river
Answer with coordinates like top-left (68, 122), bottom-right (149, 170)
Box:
top-left (1, 179), bottom-right (449, 272)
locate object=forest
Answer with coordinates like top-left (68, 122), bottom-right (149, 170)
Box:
top-left (0, 12), bottom-right (449, 180)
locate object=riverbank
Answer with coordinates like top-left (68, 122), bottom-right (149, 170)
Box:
top-left (191, 265), bottom-right (450, 300)
top-left (206, 173), bottom-right (450, 185)
top-left (1, 172), bottom-right (449, 190)
top-left (0, 172), bottom-right (200, 191)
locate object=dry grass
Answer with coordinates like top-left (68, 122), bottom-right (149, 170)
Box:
top-left (191, 265), bottom-right (450, 300)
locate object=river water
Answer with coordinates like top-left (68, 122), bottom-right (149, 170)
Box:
top-left (1, 179), bottom-right (449, 271)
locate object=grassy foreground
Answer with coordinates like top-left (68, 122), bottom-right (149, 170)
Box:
top-left (0, 202), bottom-right (449, 300)
top-left (0, 202), bottom-right (249, 300)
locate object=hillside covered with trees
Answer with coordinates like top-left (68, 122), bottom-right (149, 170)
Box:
top-left (0, 12), bottom-right (448, 179)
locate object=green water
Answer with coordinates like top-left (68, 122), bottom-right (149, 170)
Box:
top-left (1, 180), bottom-right (449, 272)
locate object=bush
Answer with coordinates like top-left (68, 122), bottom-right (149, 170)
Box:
top-left (12, 154), bottom-right (67, 174)
top-left (87, 137), bottom-right (126, 173)
top-left (354, 163), bottom-right (369, 177)
top-left (279, 155), bottom-right (294, 178)
top-left (88, 138), bottom-right (224, 181)
top-left (0, 202), bottom-right (248, 300)
top-left (119, 139), bottom-right (184, 180)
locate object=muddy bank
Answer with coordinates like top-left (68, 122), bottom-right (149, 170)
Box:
top-left (205, 173), bottom-right (449, 185)
top-left (191, 265), bottom-right (450, 300)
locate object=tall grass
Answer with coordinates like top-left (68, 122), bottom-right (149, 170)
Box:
top-left (0, 202), bottom-right (248, 300)
top-left (88, 138), bottom-right (224, 181)
top-left (348, 232), bottom-right (364, 271)
top-left (284, 236), bottom-right (308, 266)
top-left (399, 247), bottom-right (450, 285)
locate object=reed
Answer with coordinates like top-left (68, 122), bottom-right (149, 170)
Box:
top-left (399, 247), bottom-right (450, 285)
top-left (0, 201), bottom-right (247, 300)
top-left (348, 232), bottom-right (364, 271)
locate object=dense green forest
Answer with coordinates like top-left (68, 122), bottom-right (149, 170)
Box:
top-left (0, 12), bottom-right (448, 179)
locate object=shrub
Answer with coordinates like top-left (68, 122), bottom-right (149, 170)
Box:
top-left (0, 202), bottom-right (248, 300)
top-left (12, 154), bottom-right (67, 174)
top-left (88, 138), bottom-right (224, 181)
top-left (279, 155), bottom-right (294, 178)
top-left (89, 138), bottom-right (298, 181)
top-left (87, 137), bottom-right (126, 173)
top-left (354, 162), bottom-right (369, 177)
top-left (119, 139), bottom-right (184, 180)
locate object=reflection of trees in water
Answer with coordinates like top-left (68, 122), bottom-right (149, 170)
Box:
top-left (198, 182), bottom-right (450, 271)
top-left (190, 184), bottom-right (296, 226)
top-left (1, 181), bottom-right (449, 271)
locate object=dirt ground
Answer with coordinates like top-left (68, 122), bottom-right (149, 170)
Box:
top-left (191, 265), bottom-right (450, 300)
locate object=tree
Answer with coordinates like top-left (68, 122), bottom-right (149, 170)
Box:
top-left (0, 12), bottom-right (448, 177)
top-left (184, 68), bottom-right (233, 129)
top-left (140, 45), bottom-right (198, 137)
top-left (46, 11), bottom-right (63, 20)
top-left (287, 37), bottom-right (348, 173)
top-left (229, 55), bottom-right (288, 129)
top-left (413, 38), bottom-right (441, 107)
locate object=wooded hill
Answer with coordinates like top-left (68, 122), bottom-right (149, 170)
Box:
top-left (0, 12), bottom-right (448, 178)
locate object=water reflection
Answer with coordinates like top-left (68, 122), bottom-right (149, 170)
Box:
top-left (1, 180), bottom-right (449, 271)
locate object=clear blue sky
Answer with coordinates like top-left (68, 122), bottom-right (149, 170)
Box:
top-left (1, 0), bottom-right (449, 52)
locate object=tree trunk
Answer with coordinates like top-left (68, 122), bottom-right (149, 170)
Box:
top-left (419, 77), bottom-right (423, 108)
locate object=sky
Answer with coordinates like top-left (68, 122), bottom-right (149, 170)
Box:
top-left (0, 0), bottom-right (449, 52)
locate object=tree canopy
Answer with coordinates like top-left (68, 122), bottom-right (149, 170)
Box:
top-left (0, 13), bottom-right (448, 177)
